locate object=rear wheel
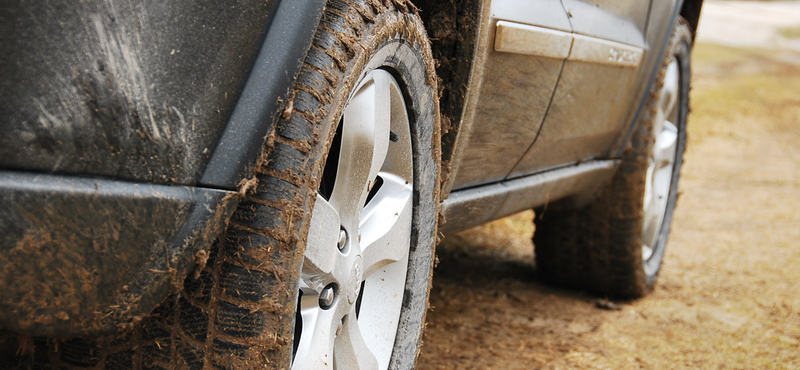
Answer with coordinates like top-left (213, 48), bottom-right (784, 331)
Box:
top-left (47, 1), bottom-right (439, 369)
top-left (532, 20), bottom-right (692, 298)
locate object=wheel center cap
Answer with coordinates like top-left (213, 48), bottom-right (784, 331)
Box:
top-left (347, 256), bottom-right (363, 304)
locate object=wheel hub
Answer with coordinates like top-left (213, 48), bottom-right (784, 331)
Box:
top-left (292, 69), bottom-right (415, 370)
top-left (347, 257), bottom-right (363, 304)
top-left (642, 57), bottom-right (680, 265)
top-left (319, 285), bottom-right (336, 310)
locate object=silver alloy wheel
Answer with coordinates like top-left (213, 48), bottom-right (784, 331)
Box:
top-left (293, 70), bottom-right (414, 370)
top-left (642, 57), bottom-right (680, 264)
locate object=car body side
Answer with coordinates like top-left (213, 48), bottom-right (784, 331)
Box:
top-left (0, 0), bottom-right (702, 338)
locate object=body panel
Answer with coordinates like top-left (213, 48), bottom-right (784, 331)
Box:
top-left (0, 171), bottom-right (237, 336)
top-left (509, 61), bottom-right (641, 174)
top-left (560, 0), bottom-right (650, 48)
top-left (0, 0), bottom-right (333, 338)
top-left (442, 0), bottom-right (691, 235)
top-left (448, 0), bottom-right (569, 190)
top-left (509, 0), bottom-right (651, 177)
top-left (0, 0), bottom-right (276, 185)
top-left (199, 0), bottom-right (328, 189)
top-left (611, 0), bottom-right (683, 157)
top-left (489, 0), bottom-right (573, 31)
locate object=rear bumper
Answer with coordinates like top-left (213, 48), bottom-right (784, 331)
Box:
top-left (0, 171), bottom-right (238, 337)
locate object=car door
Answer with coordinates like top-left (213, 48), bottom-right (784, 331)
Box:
top-left (509, 0), bottom-right (652, 177)
top-left (448, 0), bottom-right (572, 190)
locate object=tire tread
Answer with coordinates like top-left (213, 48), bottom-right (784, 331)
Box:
top-left (533, 20), bottom-right (693, 298)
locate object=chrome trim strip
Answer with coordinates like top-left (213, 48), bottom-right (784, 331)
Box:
top-left (494, 21), bottom-right (573, 59)
top-left (493, 20), bottom-right (644, 68)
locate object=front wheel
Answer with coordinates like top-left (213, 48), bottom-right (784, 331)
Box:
top-left (47, 1), bottom-right (439, 369)
top-left (532, 19), bottom-right (692, 298)
top-left (294, 66), bottom-right (432, 370)
top-left (285, 2), bottom-right (441, 368)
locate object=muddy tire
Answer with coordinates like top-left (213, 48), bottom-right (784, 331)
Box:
top-left (532, 20), bottom-right (691, 298)
top-left (48, 1), bottom-right (439, 369)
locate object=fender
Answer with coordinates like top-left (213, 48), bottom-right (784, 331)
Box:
top-left (200, 0), bottom-right (329, 189)
top-left (612, 0), bottom-right (704, 157)
top-left (0, 0), bottom-right (327, 337)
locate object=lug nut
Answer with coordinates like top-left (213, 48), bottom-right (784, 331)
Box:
top-left (337, 229), bottom-right (347, 251)
top-left (319, 284), bottom-right (336, 309)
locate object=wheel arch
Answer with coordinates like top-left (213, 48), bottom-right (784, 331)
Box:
top-left (198, 0), bottom-right (329, 189)
top-left (611, 0), bottom-right (699, 159)
top-left (680, 0), bottom-right (705, 41)
top-left (407, 0), bottom-right (484, 197)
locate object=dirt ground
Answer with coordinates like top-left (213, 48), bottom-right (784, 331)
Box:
top-left (416, 7), bottom-right (800, 370)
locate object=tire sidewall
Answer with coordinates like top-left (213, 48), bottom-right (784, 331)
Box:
top-left (358, 40), bottom-right (440, 370)
top-left (644, 23), bottom-right (692, 284)
top-left (301, 12), bottom-right (440, 370)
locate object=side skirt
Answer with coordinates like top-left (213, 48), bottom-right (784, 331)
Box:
top-left (440, 160), bottom-right (619, 236)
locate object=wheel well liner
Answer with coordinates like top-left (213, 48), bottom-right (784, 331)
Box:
top-left (409, 0), bottom-right (483, 182)
top-left (680, 0), bottom-right (705, 41)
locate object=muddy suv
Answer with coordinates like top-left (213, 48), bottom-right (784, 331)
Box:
top-left (0, 0), bottom-right (703, 368)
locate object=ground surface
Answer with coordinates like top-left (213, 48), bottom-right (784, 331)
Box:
top-left (416, 2), bottom-right (800, 369)
top-left (697, 0), bottom-right (800, 51)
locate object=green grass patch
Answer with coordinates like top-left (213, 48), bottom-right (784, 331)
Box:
top-left (689, 43), bottom-right (800, 138)
top-left (778, 25), bottom-right (800, 39)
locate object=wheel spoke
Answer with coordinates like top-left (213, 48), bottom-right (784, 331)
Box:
top-left (654, 121), bottom-right (678, 168)
top-left (641, 191), bottom-right (661, 250)
top-left (643, 57), bottom-right (681, 261)
top-left (303, 194), bottom-right (342, 290)
top-left (295, 69), bottom-right (413, 370)
top-left (329, 71), bottom-right (393, 232)
top-left (652, 166), bottom-right (672, 211)
top-left (355, 256), bottom-right (408, 369)
top-left (653, 121), bottom-right (677, 201)
top-left (293, 291), bottom-right (340, 370)
top-left (334, 311), bottom-right (380, 370)
top-left (660, 60), bottom-right (680, 121)
top-left (642, 245), bottom-right (654, 261)
top-left (642, 172), bottom-right (665, 256)
top-left (359, 173), bottom-right (413, 278)
top-left (642, 125), bottom-right (674, 253)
